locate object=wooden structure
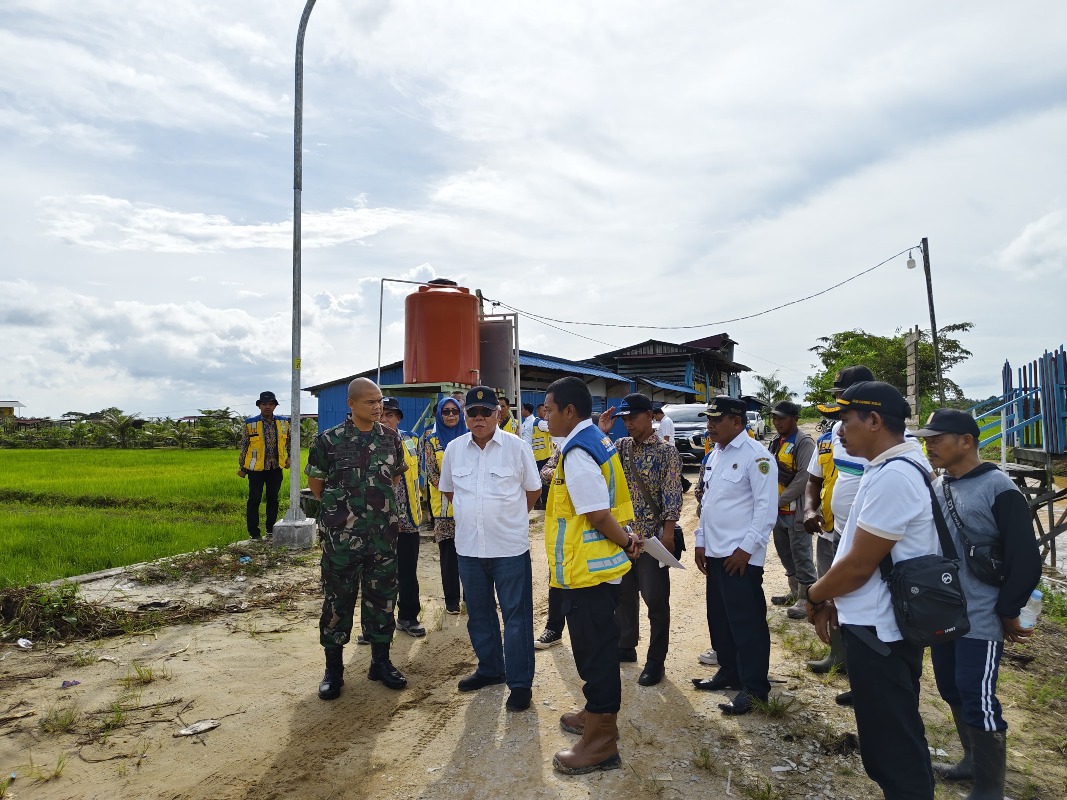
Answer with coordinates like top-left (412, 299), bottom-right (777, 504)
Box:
top-left (970, 346), bottom-right (1067, 570)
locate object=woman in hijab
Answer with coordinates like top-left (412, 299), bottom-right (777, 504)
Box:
top-left (423, 397), bottom-right (468, 613)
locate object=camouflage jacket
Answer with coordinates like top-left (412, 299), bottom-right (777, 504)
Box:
top-left (305, 418), bottom-right (408, 543)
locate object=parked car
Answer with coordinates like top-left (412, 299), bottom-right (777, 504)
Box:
top-left (747, 410), bottom-right (766, 439)
top-left (660, 403), bottom-right (712, 465)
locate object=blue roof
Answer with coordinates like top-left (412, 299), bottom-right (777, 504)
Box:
top-left (519, 353), bottom-right (629, 383)
top-left (638, 377), bottom-right (696, 394)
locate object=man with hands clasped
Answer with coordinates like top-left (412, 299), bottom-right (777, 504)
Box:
top-left (691, 396), bottom-right (778, 715)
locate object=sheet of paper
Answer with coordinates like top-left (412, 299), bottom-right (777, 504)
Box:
top-left (641, 535), bottom-right (686, 569)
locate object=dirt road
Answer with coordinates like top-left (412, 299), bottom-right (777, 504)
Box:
top-left (3, 484), bottom-right (1064, 799)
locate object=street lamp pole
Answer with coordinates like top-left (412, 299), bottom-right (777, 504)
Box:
top-left (911, 236), bottom-right (946, 408)
top-left (281, 0), bottom-right (318, 527)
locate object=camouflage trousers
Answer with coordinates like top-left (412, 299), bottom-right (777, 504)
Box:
top-left (319, 528), bottom-right (398, 648)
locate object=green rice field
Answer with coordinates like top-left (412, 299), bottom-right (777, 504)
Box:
top-left (0, 450), bottom-right (308, 587)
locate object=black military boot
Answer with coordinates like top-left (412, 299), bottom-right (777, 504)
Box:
top-left (318, 647), bottom-right (344, 700)
top-left (368, 642), bottom-right (407, 690)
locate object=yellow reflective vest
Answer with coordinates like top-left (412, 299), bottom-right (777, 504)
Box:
top-left (771, 432), bottom-right (799, 514)
top-left (241, 415), bottom-right (290, 471)
top-left (500, 413), bottom-right (519, 435)
top-left (531, 420), bottom-right (554, 461)
top-left (545, 425), bottom-right (634, 589)
top-left (815, 430), bottom-right (835, 532)
top-left (399, 431), bottom-right (423, 528)
top-left (426, 433), bottom-right (453, 519)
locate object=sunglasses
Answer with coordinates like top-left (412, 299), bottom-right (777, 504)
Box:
top-left (466, 408), bottom-right (495, 418)
top-left (441, 408), bottom-right (460, 417)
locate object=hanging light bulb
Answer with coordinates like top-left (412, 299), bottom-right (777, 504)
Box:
top-left (906, 250), bottom-right (916, 270)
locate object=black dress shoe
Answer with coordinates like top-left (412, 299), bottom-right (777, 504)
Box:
top-left (835, 690), bottom-right (853, 706)
top-left (457, 671), bottom-right (506, 692)
top-left (505, 687), bottom-right (532, 711)
top-left (638, 662), bottom-right (664, 686)
top-left (617, 647), bottom-right (638, 663)
top-left (718, 691), bottom-right (760, 715)
top-left (692, 671), bottom-right (742, 692)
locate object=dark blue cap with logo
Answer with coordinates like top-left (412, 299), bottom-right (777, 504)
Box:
top-left (614, 393), bottom-right (653, 417)
top-left (382, 397), bottom-right (403, 419)
top-left (913, 409), bottom-right (980, 440)
top-left (464, 386), bottom-right (499, 411)
top-left (699, 396), bottom-right (748, 418)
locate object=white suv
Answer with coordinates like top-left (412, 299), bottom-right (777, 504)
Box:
top-left (746, 410), bottom-right (766, 439)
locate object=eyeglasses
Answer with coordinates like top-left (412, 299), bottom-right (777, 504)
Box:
top-left (466, 408), bottom-right (495, 418)
top-left (441, 408), bottom-right (460, 417)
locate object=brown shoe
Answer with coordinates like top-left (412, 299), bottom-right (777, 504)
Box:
top-left (559, 708), bottom-right (587, 735)
top-left (560, 708), bottom-right (621, 739)
top-left (553, 712), bottom-right (622, 774)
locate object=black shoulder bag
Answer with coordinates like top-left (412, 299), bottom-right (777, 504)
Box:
top-left (942, 481), bottom-right (1006, 586)
top-left (623, 443), bottom-right (685, 559)
top-left (877, 457), bottom-right (970, 648)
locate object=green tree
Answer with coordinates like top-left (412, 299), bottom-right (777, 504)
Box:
top-left (195, 408), bottom-right (241, 448)
top-left (805, 323), bottom-right (974, 413)
top-left (752, 371), bottom-right (798, 408)
top-left (96, 408), bottom-right (143, 449)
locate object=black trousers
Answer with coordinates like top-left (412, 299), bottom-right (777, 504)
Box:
top-left (616, 552), bottom-right (670, 663)
top-left (562, 583), bottom-right (622, 714)
top-left (546, 585), bottom-right (566, 634)
top-left (843, 626), bottom-right (934, 800)
top-left (397, 533), bottom-right (421, 621)
top-left (246, 468), bottom-right (283, 536)
top-left (438, 538), bottom-right (461, 608)
top-left (705, 557), bottom-right (770, 699)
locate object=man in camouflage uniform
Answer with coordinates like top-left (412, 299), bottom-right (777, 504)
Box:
top-left (306, 377), bottom-right (408, 699)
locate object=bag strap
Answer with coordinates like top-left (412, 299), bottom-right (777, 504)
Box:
top-left (941, 481), bottom-right (971, 543)
top-left (623, 440), bottom-right (663, 521)
top-left (877, 456), bottom-right (959, 581)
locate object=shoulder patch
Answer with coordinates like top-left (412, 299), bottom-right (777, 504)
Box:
top-left (755, 456), bottom-right (771, 462)
top-left (758, 461), bottom-right (771, 475)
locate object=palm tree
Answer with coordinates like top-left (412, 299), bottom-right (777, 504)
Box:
top-left (97, 408), bottom-right (142, 449)
top-left (753, 371), bottom-right (798, 409)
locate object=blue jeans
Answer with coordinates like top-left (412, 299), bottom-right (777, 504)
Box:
top-left (458, 552), bottom-right (535, 689)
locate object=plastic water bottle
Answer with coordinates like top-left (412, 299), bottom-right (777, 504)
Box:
top-left (1018, 589), bottom-right (1044, 630)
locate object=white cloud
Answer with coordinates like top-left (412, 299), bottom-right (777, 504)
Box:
top-left (38, 194), bottom-right (414, 253)
top-left (993, 209), bottom-right (1067, 281)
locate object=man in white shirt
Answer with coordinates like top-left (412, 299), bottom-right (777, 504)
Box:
top-left (439, 386), bottom-right (542, 712)
top-left (652, 406), bottom-right (675, 447)
top-left (520, 402), bottom-right (537, 446)
top-left (807, 381), bottom-right (937, 800)
top-left (692, 396), bottom-right (778, 715)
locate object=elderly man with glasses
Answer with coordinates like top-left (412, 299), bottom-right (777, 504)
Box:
top-left (438, 386), bottom-right (543, 712)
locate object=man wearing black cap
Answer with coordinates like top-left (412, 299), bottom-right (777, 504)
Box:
top-left (807, 381), bottom-right (938, 799)
top-left (598, 393), bottom-right (683, 686)
top-left (237, 391), bottom-right (291, 540)
top-left (438, 386), bottom-right (542, 712)
top-left (917, 409), bottom-right (1041, 799)
top-left (767, 400), bottom-right (816, 620)
top-left (802, 365), bottom-right (875, 676)
top-left (692, 396), bottom-right (778, 715)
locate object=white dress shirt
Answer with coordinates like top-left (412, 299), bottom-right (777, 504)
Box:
top-left (438, 427), bottom-right (542, 558)
top-left (695, 429), bottom-right (778, 566)
top-left (520, 413), bottom-right (536, 446)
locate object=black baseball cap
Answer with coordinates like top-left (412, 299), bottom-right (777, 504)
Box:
top-left (913, 409), bottom-right (980, 440)
top-left (836, 381), bottom-right (912, 418)
top-left (771, 401), bottom-right (801, 418)
top-left (833, 365), bottom-right (876, 390)
top-left (465, 386), bottom-right (499, 411)
top-left (256, 391), bottom-right (279, 406)
top-left (614, 393), bottom-right (653, 417)
top-left (381, 397), bottom-right (403, 419)
top-left (699, 396), bottom-right (748, 418)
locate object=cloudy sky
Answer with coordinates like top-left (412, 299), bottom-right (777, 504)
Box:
top-left (2, 1), bottom-right (1064, 420)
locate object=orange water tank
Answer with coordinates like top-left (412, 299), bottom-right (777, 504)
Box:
top-left (404, 279), bottom-right (480, 385)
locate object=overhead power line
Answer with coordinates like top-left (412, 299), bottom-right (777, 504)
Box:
top-left (484, 247), bottom-right (914, 332)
